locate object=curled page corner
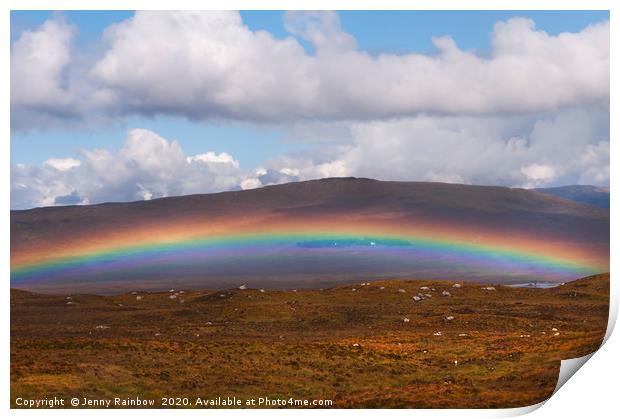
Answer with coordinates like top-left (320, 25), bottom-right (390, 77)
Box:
top-left (553, 353), bottom-right (594, 394)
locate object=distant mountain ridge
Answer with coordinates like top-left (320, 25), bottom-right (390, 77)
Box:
top-left (534, 185), bottom-right (610, 209)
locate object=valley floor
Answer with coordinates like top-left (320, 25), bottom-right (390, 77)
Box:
top-left (10, 273), bottom-right (609, 408)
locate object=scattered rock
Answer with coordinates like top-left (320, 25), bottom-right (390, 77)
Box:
top-left (452, 283), bottom-right (462, 288)
top-left (379, 286), bottom-right (385, 290)
top-left (442, 291), bottom-right (451, 297)
top-left (554, 332), bottom-right (560, 336)
top-left (420, 286), bottom-right (430, 291)
top-left (413, 296), bottom-right (422, 302)
top-left (169, 295), bottom-right (177, 299)
top-left (403, 317), bottom-right (410, 323)
top-left (259, 289), bottom-right (265, 293)
top-left (445, 316), bottom-right (455, 321)
top-left (551, 327), bottom-right (558, 331)
top-left (239, 285), bottom-right (247, 290)
top-left (458, 333), bottom-right (468, 337)
top-left (95, 325), bottom-right (109, 330)
top-left (136, 295), bottom-right (142, 301)
top-left (169, 289), bottom-right (175, 293)
top-left (433, 331), bottom-right (443, 336)
top-left (398, 289), bottom-right (406, 293)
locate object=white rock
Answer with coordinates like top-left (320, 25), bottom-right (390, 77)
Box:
top-left (458, 333), bottom-right (468, 337)
top-left (398, 289), bottom-right (406, 293)
top-left (239, 285), bottom-right (247, 290)
top-left (169, 294), bottom-right (177, 299)
top-left (554, 332), bottom-right (560, 336)
top-left (413, 296), bottom-right (422, 301)
top-left (433, 331), bottom-right (442, 336)
top-left (452, 283), bottom-right (462, 288)
top-left (136, 295), bottom-right (142, 301)
top-left (551, 327), bottom-right (558, 331)
top-left (445, 316), bottom-right (455, 321)
top-left (403, 317), bottom-right (410, 323)
top-left (259, 289), bottom-right (265, 293)
top-left (442, 291), bottom-right (451, 297)
top-left (420, 286), bottom-right (430, 291)
top-left (379, 286), bottom-right (385, 290)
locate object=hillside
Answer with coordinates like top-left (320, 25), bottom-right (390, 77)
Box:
top-left (11, 178), bottom-right (610, 293)
top-left (535, 185), bottom-right (610, 208)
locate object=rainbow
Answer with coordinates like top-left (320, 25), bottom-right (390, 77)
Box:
top-left (10, 227), bottom-right (607, 290)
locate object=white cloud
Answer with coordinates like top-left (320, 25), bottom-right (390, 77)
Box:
top-left (520, 164), bottom-right (556, 186)
top-left (11, 12), bottom-right (609, 127)
top-left (11, 129), bottom-right (247, 209)
top-left (11, 18), bottom-right (76, 109)
top-left (88, 12), bottom-right (608, 121)
top-left (44, 157), bottom-right (81, 171)
top-left (258, 108), bottom-right (609, 189)
top-left (188, 152), bottom-right (239, 167)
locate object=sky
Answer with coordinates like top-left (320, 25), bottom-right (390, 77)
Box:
top-left (10, 10), bottom-right (610, 209)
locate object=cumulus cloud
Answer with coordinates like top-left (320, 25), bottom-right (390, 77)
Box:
top-left (11, 129), bottom-right (247, 209)
top-left (10, 108), bottom-right (609, 209)
top-left (252, 109), bottom-right (609, 189)
top-left (11, 12), bottom-right (610, 127)
top-left (11, 18), bottom-right (75, 108)
top-left (91, 12), bottom-right (608, 120)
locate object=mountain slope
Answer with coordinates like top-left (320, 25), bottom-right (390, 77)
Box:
top-left (11, 178), bottom-right (609, 293)
top-left (535, 185), bottom-right (610, 208)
